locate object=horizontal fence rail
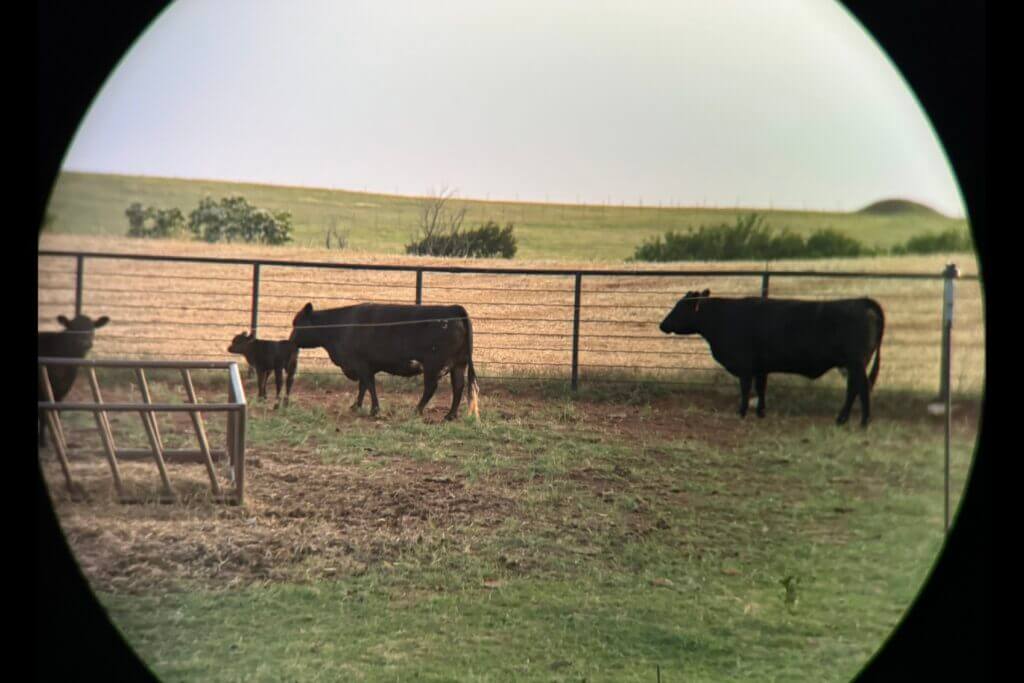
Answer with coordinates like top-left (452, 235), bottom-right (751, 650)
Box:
top-left (38, 250), bottom-right (984, 396)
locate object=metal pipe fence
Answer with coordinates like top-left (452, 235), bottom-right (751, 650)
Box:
top-left (38, 250), bottom-right (984, 396)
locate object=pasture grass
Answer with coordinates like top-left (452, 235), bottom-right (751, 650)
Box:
top-left (63, 377), bottom-right (980, 682)
top-left (44, 171), bottom-right (971, 261)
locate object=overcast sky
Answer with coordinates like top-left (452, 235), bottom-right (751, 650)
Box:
top-left (60, 0), bottom-right (965, 217)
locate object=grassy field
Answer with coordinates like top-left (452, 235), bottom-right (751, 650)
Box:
top-left (44, 172), bottom-right (971, 261)
top-left (42, 374), bottom-right (979, 682)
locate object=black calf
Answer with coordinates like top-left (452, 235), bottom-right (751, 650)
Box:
top-left (38, 314), bottom-right (110, 447)
top-left (227, 331), bottom-right (299, 408)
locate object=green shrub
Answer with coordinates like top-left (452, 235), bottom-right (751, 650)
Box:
top-left (187, 196), bottom-right (292, 244)
top-left (125, 203), bottom-right (186, 238)
top-left (890, 228), bottom-right (972, 255)
top-left (406, 220), bottom-right (517, 258)
top-left (804, 229), bottom-right (874, 258)
top-left (631, 213), bottom-right (873, 262)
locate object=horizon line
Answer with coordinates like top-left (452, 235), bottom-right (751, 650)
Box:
top-left (57, 167), bottom-right (961, 220)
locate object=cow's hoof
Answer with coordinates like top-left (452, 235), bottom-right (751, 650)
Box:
top-left (836, 415), bottom-right (850, 426)
top-left (757, 410), bottom-right (766, 419)
top-left (443, 413), bottom-right (457, 422)
top-left (349, 404), bottom-right (361, 413)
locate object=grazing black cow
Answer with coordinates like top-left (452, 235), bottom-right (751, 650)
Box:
top-left (227, 331), bottom-right (299, 408)
top-left (659, 290), bottom-right (884, 426)
top-left (289, 302), bottom-right (480, 420)
top-left (38, 314), bottom-right (110, 447)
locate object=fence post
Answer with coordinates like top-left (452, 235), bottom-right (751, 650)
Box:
top-left (415, 269), bottom-right (423, 305)
top-left (761, 271), bottom-right (771, 298)
top-left (940, 262), bottom-right (959, 532)
top-left (571, 273), bottom-right (582, 391)
top-left (250, 263), bottom-right (261, 335)
top-left (939, 263), bottom-right (959, 402)
top-left (75, 254), bottom-right (85, 317)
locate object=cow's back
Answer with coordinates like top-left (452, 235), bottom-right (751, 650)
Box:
top-left (703, 297), bottom-right (882, 377)
top-left (311, 303), bottom-right (472, 368)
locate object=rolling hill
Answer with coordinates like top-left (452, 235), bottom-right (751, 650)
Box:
top-left (42, 172), bottom-right (971, 262)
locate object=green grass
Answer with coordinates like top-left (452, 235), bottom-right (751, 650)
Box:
top-left (78, 379), bottom-right (978, 682)
top-left (44, 171), bottom-right (971, 261)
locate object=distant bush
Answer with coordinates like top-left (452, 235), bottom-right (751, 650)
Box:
top-left (126, 196), bottom-right (293, 244)
top-left (125, 203), bottom-right (186, 238)
top-left (890, 228), bottom-right (972, 255)
top-left (804, 229), bottom-right (874, 258)
top-left (631, 214), bottom-right (875, 262)
top-left (407, 220), bottom-right (517, 258)
top-left (188, 196), bottom-right (293, 245)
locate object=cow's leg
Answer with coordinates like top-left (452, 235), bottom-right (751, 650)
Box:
top-left (836, 363), bottom-right (861, 425)
top-left (283, 359), bottom-right (297, 408)
top-left (855, 364), bottom-right (871, 427)
top-left (351, 379), bottom-right (366, 411)
top-left (365, 373), bottom-right (381, 416)
top-left (445, 364), bottom-right (467, 421)
top-left (272, 367), bottom-right (284, 409)
top-left (416, 369), bottom-right (441, 416)
top-left (754, 374), bottom-right (768, 418)
top-left (738, 375), bottom-right (752, 417)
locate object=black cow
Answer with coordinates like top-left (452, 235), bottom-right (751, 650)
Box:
top-left (289, 302), bottom-right (480, 420)
top-left (659, 290), bottom-right (884, 426)
top-left (227, 331), bottom-right (299, 409)
top-left (38, 314), bottom-right (110, 447)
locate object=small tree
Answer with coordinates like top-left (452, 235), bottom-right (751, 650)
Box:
top-left (125, 203), bottom-right (186, 238)
top-left (187, 196), bottom-right (292, 244)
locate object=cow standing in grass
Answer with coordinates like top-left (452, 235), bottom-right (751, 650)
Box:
top-left (227, 331), bottom-right (299, 409)
top-left (289, 302), bottom-right (479, 420)
top-left (659, 290), bottom-right (884, 426)
top-left (38, 314), bottom-right (110, 447)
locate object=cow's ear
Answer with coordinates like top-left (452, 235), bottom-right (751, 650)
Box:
top-left (94, 316), bottom-right (110, 329)
top-left (248, 331), bottom-right (256, 339)
top-left (302, 302), bottom-right (313, 315)
top-left (701, 289), bottom-right (711, 297)
top-left (57, 315), bottom-right (70, 328)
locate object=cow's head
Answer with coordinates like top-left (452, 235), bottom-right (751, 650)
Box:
top-left (659, 289), bottom-right (710, 335)
top-left (56, 314), bottom-right (110, 354)
top-left (289, 302), bottom-right (318, 348)
top-left (227, 331), bottom-right (255, 354)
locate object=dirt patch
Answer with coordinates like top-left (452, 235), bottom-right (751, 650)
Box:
top-left (39, 379), bottom-right (980, 595)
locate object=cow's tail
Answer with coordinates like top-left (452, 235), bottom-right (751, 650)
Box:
top-left (458, 306), bottom-right (481, 419)
top-left (866, 298), bottom-right (885, 389)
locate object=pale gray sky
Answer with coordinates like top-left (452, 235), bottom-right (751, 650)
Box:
top-left (61, 0), bottom-right (965, 217)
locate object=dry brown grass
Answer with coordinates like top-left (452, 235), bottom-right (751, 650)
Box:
top-left (39, 233), bottom-right (984, 395)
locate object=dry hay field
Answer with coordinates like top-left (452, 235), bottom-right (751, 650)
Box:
top-left (39, 233), bottom-right (984, 396)
top-left (36, 233), bottom-right (985, 681)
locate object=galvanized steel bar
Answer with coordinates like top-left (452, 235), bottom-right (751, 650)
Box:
top-left (38, 249), bottom-right (979, 280)
top-left (74, 254), bottom-right (85, 317)
top-left (86, 367), bottom-right (125, 498)
top-left (941, 263), bottom-right (959, 532)
top-left (134, 368), bottom-right (174, 497)
top-left (250, 263), bottom-right (261, 335)
top-left (571, 273), bottom-right (582, 391)
top-left (180, 368), bottom-right (222, 495)
top-left (39, 364), bottom-right (75, 493)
